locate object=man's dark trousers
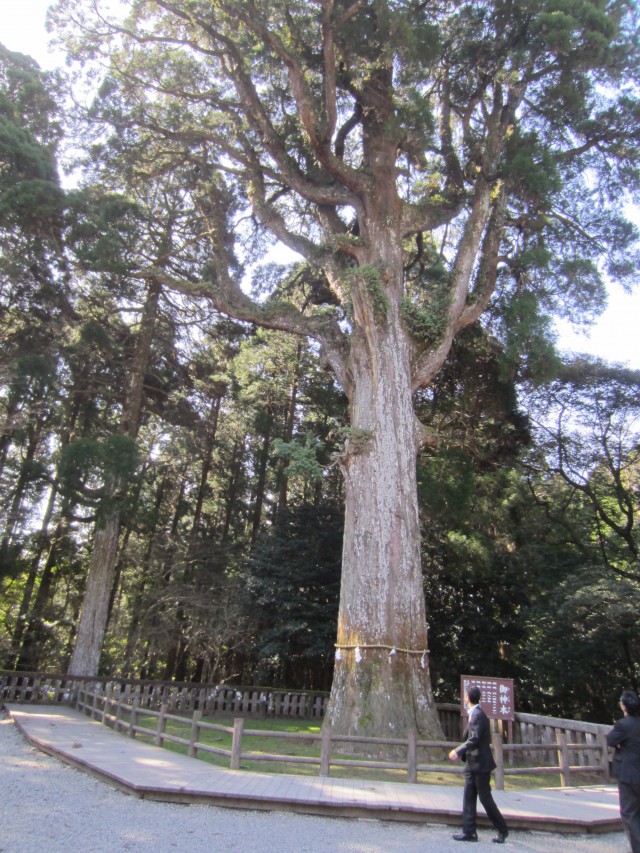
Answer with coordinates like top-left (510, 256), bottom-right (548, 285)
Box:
top-left (457, 704), bottom-right (508, 838)
top-left (462, 769), bottom-right (509, 838)
top-left (619, 780), bottom-right (640, 853)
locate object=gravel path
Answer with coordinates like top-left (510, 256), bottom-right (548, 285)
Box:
top-left (0, 711), bottom-right (630, 853)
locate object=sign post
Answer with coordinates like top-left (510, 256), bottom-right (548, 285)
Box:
top-left (460, 675), bottom-right (515, 721)
top-left (460, 675), bottom-right (515, 767)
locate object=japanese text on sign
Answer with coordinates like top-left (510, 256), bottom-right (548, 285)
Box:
top-left (460, 675), bottom-right (515, 721)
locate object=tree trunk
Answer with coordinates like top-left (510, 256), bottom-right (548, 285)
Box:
top-left (221, 434), bottom-right (246, 543)
top-left (122, 473), bottom-right (167, 676)
top-left (0, 421), bottom-right (44, 561)
top-left (325, 331), bottom-right (440, 740)
top-left (250, 426), bottom-right (271, 547)
top-left (274, 340), bottom-right (302, 523)
top-left (325, 223), bottom-right (442, 742)
top-left (66, 278), bottom-right (161, 676)
top-left (189, 395), bottom-right (222, 543)
top-left (67, 511), bottom-right (120, 675)
top-left (4, 482), bottom-right (59, 669)
top-left (13, 525), bottom-right (67, 672)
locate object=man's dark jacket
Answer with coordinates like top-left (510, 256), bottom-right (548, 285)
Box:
top-left (607, 714), bottom-right (640, 784)
top-left (456, 705), bottom-right (497, 774)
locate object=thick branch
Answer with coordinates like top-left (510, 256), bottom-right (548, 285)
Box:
top-left (219, 0), bottom-right (365, 196)
top-left (458, 185), bottom-right (508, 327)
top-left (411, 177), bottom-right (494, 391)
top-left (321, 0), bottom-right (338, 144)
top-left (153, 0), bottom-right (361, 209)
top-left (142, 263), bottom-right (349, 385)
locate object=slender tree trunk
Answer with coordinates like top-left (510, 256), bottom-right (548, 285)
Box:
top-left (250, 425), bottom-right (271, 547)
top-left (67, 511), bottom-right (121, 675)
top-left (274, 340), bottom-right (302, 523)
top-left (160, 475), bottom-right (189, 681)
top-left (0, 421), bottom-right (44, 559)
top-left (0, 396), bottom-right (20, 479)
top-left (4, 482), bottom-right (59, 669)
top-left (7, 399), bottom-right (84, 670)
top-left (67, 278), bottom-right (161, 676)
top-left (122, 472), bottom-right (168, 675)
top-left (221, 434), bottom-right (246, 542)
top-left (106, 521), bottom-right (133, 621)
top-left (164, 398), bottom-right (224, 680)
top-left (14, 528), bottom-right (65, 672)
top-left (189, 395), bottom-right (222, 545)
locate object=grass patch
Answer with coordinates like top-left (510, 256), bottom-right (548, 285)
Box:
top-left (131, 713), bottom-right (602, 790)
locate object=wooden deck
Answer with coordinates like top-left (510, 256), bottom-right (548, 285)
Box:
top-left (5, 704), bottom-right (622, 835)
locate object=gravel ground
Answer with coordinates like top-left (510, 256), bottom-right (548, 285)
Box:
top-left (0, 711), bottom-right (630, 853)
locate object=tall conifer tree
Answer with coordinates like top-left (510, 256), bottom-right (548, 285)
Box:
top-left (51, 0), bottom-right (640, 738)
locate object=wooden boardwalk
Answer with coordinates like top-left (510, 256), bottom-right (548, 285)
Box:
top-left (5, 704), bottom-right (622, 835)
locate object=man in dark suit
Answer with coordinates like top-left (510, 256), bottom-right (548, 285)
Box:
top-left (607, 689), bottom-right (640, 853)
top-left (448, 685), bottom-right (509, 844)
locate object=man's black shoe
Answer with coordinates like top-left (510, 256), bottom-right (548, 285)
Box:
top-left (492, 831), bottom-right (508, 844)
top-left (452, 833), bottom-right (478, 842)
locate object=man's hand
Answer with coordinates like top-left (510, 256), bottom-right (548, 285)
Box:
top-left (448, 749), bottom-right (460, 761)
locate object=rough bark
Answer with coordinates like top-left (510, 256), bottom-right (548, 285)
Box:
top-left (326, 321), bottom-right (441, 739)
top-left (324, 215), bottom-right (442, 739)
top-left (67, 513), bottom-right (120, 675)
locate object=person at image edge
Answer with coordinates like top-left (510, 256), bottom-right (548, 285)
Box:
top-left (607, 689), bottom-right (640, 853)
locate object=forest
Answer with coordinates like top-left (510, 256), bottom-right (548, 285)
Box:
top-left (1, 0), bottom-right (639, 730)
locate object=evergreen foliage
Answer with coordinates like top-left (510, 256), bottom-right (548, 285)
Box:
top-left (0, 4), bottom-right (638, 721)
top-left (242, 500), bottom-right (343, 690)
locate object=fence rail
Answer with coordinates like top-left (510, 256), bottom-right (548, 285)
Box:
top-left (0, 670), bottom-right (328, 718)
top-left (1, 671), bottom-right (612, 789)
top-left (72, 683), bottom-right (464, 782)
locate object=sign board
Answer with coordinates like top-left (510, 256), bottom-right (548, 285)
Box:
top-left (460, 675), bottom-right (515, 721)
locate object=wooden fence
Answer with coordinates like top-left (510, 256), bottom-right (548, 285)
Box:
top-left (503, 711), bottom-right (612, 788)
top-left (0, 671), bottom-right (612, 789)
top-left (0, 670), bottom-right (328, 718)
top-left (0, 670), bottom-right (461, 738)
top-left (72, 682), bottom-right (465, 783)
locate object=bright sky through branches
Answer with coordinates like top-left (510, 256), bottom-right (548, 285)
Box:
top-left (2, 0), bottom-right (639, 370)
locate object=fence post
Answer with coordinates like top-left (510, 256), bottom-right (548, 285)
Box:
top-left (598, 731), bottom-right (610, 783)
top-left (19, 676), bottom-right (30, 702)
top-left (189, 710), bottom-right (202, 758)
top-left (91, 687), bottom-right (99, 720)
top-left (320, 724), bottom-right (332, 777)
top-left (103, 685), bottom-right (113, 725)
top-left (154, 703), bottom-right (168, 746)
top-left (230, 717), bottom-right (244, 770)
top-left (129, 698), bottom-right (139, 739)
top-left (114, 696), bottom-right (124, 732)
top-left (492, 721), bottom-right (505, 791)
top-left (407, 727), bottom-right (418, 784)
top-left (556, 729), bottom-right (570, 787)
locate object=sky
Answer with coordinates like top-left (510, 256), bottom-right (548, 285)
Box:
top-left (2, 0), bottom-right (639, 371)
